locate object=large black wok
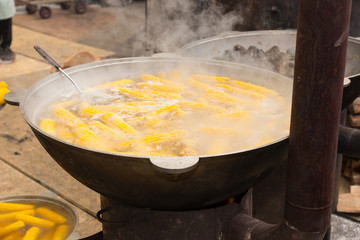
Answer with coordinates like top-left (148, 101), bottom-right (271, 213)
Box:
top-left (5, 57), bottom-right (293, 210)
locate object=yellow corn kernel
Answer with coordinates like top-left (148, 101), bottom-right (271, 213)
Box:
top-left (192, 74), bottom-right (229, 83)
top-left (90, 79), bottom-right (134, 89)
top-left (136, 82), bottom-right (183, 93)
top-left (39, 119), bottom-right (56, 135)
top-left (56, 125), bottom-right (75, 143)
top-left (0, 209), bottom-right (35, 222)
top-left (177, 101), bottom-right (227, 113)
top-left (0, 81), bottom-right (8, 88)
top-left (52, 224), bottom-right (69, 240)
top-left (15, 214), bottom-right (55, 228)
top-left (142, 130), bottom-right (187, 144)
top-left (0, 202), bottom-right (34, 212)
top-left (141, 74), bottom-right (182, 87)
top-left (53, 107), bottom-right (86, 129)
top-left (88, 121), bottom-right (124, 140)
top-left (0, 87), bottom-right (10, 105)
top-left (23, 226), bottom-right (41, 240)
top-left (117, 88), bottom-right (153, 101)
top-left (80, 106), bottom-right (106, 118)
top-left (35, 207), bottom-right (67, 224)
top-left (95, 105), bottom-right (149, 114)
top-left (148, 105), bottom-right (184, 119)
top-left (101, 112), bottom-right (138, 135)
top-left (0, 221), bottom-right (25, 237)
top-left (215, 84), bottom-right (266, 100)
top-left (73, 127), bottom-right (109, 151)
top-left (229, 80), bottom-right (278, 96)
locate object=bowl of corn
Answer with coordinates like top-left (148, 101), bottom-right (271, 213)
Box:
top-left (0, 195), bottom-right (78, 240)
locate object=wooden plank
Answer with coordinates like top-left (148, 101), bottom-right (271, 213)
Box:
top-left (337, 193), bottom-right (360, 213)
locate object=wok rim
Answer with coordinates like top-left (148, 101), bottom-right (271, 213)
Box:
top-left (19, 56), bottom-right (291, 162)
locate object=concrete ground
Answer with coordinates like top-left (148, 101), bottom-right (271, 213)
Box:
top-left (1, 1), bottom-right (360, 239)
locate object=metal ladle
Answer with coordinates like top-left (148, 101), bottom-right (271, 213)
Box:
top-left (34, 46), bottom-right (82, 93)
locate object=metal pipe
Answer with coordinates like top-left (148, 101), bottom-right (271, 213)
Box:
top-left (284, 0), bottom-right (352, 233)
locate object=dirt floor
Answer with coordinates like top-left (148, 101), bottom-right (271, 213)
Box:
top-left (13, 1), bottom-right (150, 57)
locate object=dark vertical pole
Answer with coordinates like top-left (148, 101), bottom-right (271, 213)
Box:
top-left (284, 0), bottom-right (352, 233)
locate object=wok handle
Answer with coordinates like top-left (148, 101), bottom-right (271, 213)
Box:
top-left (149, 156), bottom-right (199, 174)
top-left (4, 89), bottom-right (27, 106)
top-left (342, 73), bottom-right (360, 110)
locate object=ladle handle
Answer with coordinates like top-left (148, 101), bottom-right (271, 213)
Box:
top-left (34, 45), bottom-right (61, 70)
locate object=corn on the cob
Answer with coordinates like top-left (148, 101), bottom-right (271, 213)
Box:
top-left (2, 232), bottom-right (23, 240)
top-left (0, 81), bottom-right (8, 88)
top-left (0, 221), bottom-right (25, 237)
top-left (136, 82), bottom-right (183, 93)
top-left (0, 209), bottom-right (35, 222)
top-left (190, 79), bottom-right (215, 92)
top-left (0, 87), bottom-right (10, 106)
top-left (95, 105), bottom-right (149, 114)
top-left (215, 83), bottom-right (266, 100)
top-left (23, 226), bottom-right (41, 240)
top-left (35, 207), bottom-right (67, 224)
top-left (149, 105), bottom-right (184, 118)
top-left (56, 125), bottom-right (75, 143)
top-left (144, 90), bottom-right (183, 100)
top-left (88, 121), bottom-right (124, 140)
top-left (39, 119), bottom-right (56, 135)
top-left (177, 101), bottom-right (227, 113)
top-left (123, 101), bottom-right (164, 106)
top-left (90, 79), bottom-right (134, 90)
top-left (229, 80), bottom-right (278, 96)
top-left (15, 213), bottom-right (55, 228)
top-left (73, 127), bottom-right (110, 151)
top-left (101, 112), bottom-right (138, 135)
top-left (80, 106), bottom-right (107, 118)
top-left (204, 91), bottom-right (260, 106)
top-left (192, 74), bottom-right (229, 83)
top-left (52, 224), bottom-right (69, 240)
top-left (0, 202), bottom-right (34, 212)
top-left (53, 107), bottom-right (86, 129)
top-left (117, 88), bottom-right (153, 101)
top-left (141, 74), bottom-right (182, 88)
top-left (142, 130), bottom-right (187, 144)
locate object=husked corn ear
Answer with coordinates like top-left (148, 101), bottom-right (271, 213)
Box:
top-left (15, 213), bottom-right (55, 228)
top-left (229, 80), bottom-right (278, 96)
top-left (57, 125), bottom-right (75, 143)
top-left (190, 79), bottom-right (215, 92)
top-left (149, 104), bottom-right (184, 118)
top-left (204, 91), bottom-right (260, 106)
top-left (142, 130), bottom-right (187, 144)
top-left (136, 82), bottom-right (183, 93)
top-left (124, 101), bottom-right (164, 106)
top-left (36, 207), bottom-right (67, 224)
top-left (2, 232), bottom-right (23, 240)
top-left (215, 84), bottom-right (266, 100)
top-left (80, 106), bottom-right (107, 118)
top-left (0, 221), bottom-right (25, 237)
top-left (95, 105), bottom-right (149, 114)
top-left (178, 101), bottom-right (227, 113)
top-left (23, 226), bottom-right (41, 240)
top-left (0, 87), bottom-right (10, 105)
top-left (145, 90), bottom-right (183, 100)
top-left (88, 121), bottom-right (124, 140)
top-left (101, 112), bottom-right (138, 135)
top-left (91, 79), bottom-right (134, 89)
top-left (141, 74), bottom-right (182, 87)
top-left (192, 74), bottom-right (229, 83)
top-left (54, 107), bottom-right (86, 128)
top-left (73, 127), bottom-right (112, 152)
top-left (40, 119), bottom-right (56, 135)
top-left (117, 88), bottom-right (153, 101)
top-left (0, 209), bottom-right (35, 222)
top-left (52, 224), bottom-right (69, 240)
top-left (0, 81), bottom-right (8, 88)
top-left (0, 202), bottom-right (34, 212)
